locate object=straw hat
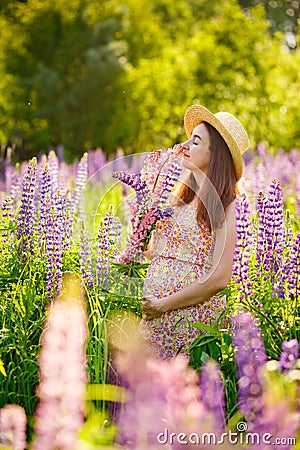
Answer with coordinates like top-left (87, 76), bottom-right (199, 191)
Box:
top-left (184, 104), bottom-right (250, 180)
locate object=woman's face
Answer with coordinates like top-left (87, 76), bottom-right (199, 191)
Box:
top-left (181, 123), bottom-right (211, 173)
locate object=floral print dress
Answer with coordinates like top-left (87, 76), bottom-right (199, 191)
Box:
top-left (142, 201), bottom-right (226, 360)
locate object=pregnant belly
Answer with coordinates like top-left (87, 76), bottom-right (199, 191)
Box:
top-left (143, 256), bottom-right (204, 299)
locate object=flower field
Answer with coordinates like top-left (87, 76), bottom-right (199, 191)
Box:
top-left (0, 146), bottom-right (300, 449)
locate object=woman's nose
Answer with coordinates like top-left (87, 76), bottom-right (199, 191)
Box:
top-left (180, 141), bottom-right (189, 149)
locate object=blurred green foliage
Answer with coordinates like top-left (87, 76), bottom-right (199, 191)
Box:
top-left (0, 0), bottom-right (299, 161)
top-left (240, 0), bottom-right (299, 38)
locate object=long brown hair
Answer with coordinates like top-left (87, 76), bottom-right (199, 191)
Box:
top-left (173, 121), bottom-right (238, 232)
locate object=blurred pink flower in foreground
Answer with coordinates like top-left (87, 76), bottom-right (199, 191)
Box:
top-left (115, 347), bottom-right (224, 450)
top-left (0, 404), bottom-right (27, 450)
top-left (32, 274), bottom-right (88, 450)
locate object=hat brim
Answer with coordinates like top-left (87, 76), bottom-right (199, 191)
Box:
top-left (184, 105), bottom-right (246, 180)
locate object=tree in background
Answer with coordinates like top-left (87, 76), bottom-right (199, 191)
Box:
top-left (111, 0), bottom-right (300, 153)
top-left (0, 0), bottom-right (127, 160)
top-left (239, 0), bottom-right (299, 47)
top-left (0, 0), bottom-right (299, 161)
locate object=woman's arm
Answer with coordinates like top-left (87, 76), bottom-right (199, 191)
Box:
top-left (142, 200), bottom-right (236, 319)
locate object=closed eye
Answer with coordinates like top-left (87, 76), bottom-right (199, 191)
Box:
top-left (192, 134), bottom-right (201, 145)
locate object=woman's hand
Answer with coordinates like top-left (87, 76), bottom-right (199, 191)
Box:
top-left (142, 249), bottom-right (153, 260)
top-left (141, 295), bottom-right (166, 320)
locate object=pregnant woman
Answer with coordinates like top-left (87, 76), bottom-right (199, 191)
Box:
top-left (141, 104), bottom-right (249, 359)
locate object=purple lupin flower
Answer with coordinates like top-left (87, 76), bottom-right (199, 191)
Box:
top-left (232, 194), bottom-right (253, 301)
top-left (47, 150), bottom-right (59, 194)
top-left (96, 206), bottom-right (117, 289)
top-left (112, 171), bottom-right (147, 193)
top-left (255, 191), bottom-right (268, 273)
top-left (73, 152), bottom-right (88, 217)
top-left (16, 157), bottom-right (37, 259)
top-left (32, 276), bottom-right (88, 450)
top-left (200, 360), bottom-right (226, 433)
top-left (288, 232), bottom-right (300, 297)
top-left (263, 180), bottom-right (285, 273)
top-left (231, 311), bottom-right (267, 424)
top-left (0, 404), bottom-right (27, 450)
top-left (1, 195), bottom-right (14, 244)
top-left (279, 339), bottom-right (299, 373)
top-left (97, 220), bottom-right (110, 287)
top-left (156, 205), bottom-right (174, 220)
top-left (45, 190), bottom-right (64, 299)
top-left (79, 222), bottom-right (94, 289)
top-left (283, 209), bottom-right (294, 253)
top-left (248, 360), bottom-right (299, 450)
top-left (87, 147), bottom-right (106, 181)
top-left (274, 210), bottom-right (295, 299)
top-left (61, 192), bottom-right (73, 251)
top-left (257, 181), bottom-right (286, 298)
top-left (110, 213), bottom-right (123, 259)
top-left (154, 160), bottom-right (182, 206)
top-left (39, 163), bottom-right (52, 244)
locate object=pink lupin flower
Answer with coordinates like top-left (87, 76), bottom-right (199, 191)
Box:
top-left (167, 143), bottom-right (185, 158)
top-left (116, 351), bottom-right (208, 450)
top-left (118, 208), bottom-right (158, 264)
top-left (0, 404), bottom-right (27, 450)
top-left (113, 145), bottom-right (182, 265)
top-left (32, 274), bottom-right (88, 450)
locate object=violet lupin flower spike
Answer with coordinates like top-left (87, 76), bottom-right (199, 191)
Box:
top-left (39, 163), bottom-right (52, 244)
top-left (200, 360), bottom-right (226, 433)
top-left (61, 192), bottom-right (73, 251)
top-left (45, 190), bottom-right (64, 299)
top-left (108, 206), bottom-right (123, 257)
top-left (16, 157), bottom-right (37, 259)
top-left (79, 222), bottom-right (94, 289)
top-left (47, 150), bottom-right (59, 194)
top-left (232, 194), bottom-right (253, 302)
top-left (1, 195), bottom-right (14, 245)
top-left (96, 208), bottom-right (116, 290)
top-left (73, 152), bottom-right (88, 217)
top-left (112, 171), bottom-right (146, 192)
top-left (231, 311), bottom-right (267, 424)
top-left (288, 232), bottom-right (300, 297)
top-left (279, 339), bottom-right (299, 373)
top-left (154, 160), bottom-right (182, 206)
top-left (255, 191), bottom-right (267, 273)
top-left (264, 180), bottom-right (285, 273)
